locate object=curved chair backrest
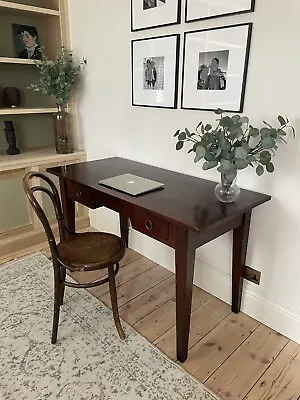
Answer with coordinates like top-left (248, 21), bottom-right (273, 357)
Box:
top-left (23, 172), bottom-right (66, 259)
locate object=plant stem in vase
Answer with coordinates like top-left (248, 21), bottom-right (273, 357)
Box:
top-left (53, 104), bottom-right (73, 154)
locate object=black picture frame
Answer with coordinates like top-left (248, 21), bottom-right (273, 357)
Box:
top-left (131, 34), bottom-right (180, 109)
top-left (185, 0), bottom-right (256, 23)
top-left (131, 0), bottom-right (181, 32)
top-left (181, 23), bottom-right (253, 113)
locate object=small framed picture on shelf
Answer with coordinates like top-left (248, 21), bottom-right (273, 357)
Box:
top-left (131, 0), bottom-right (181, 32)
top-left (12, 24), bottom-right (42, 60)
top-left (132, 34), bottom-right (180, 109)
top-left (185, 0), bottom-right (255, 23)
top-left (181, 23), bottom-right (253, 113)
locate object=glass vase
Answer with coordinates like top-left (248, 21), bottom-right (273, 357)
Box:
top-left (53, 105), bottom-right (73, 154)
top-left (215, 173), bottom-right (240, 203)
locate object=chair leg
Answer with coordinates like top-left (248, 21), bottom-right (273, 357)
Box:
top-left (60, 267), bottom-right (66, 306)
top-left (108, 264), bottom-right (125, 340)
top-left (51, 267), bottom-right (62, 344)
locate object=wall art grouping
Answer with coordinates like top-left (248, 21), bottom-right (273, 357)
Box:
top-left (131, 1), bottom-right (256, 112)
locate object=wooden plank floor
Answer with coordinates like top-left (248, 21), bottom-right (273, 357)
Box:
top-left (69, 248), bottom-right (300, 400)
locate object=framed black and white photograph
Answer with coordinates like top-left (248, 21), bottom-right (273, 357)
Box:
top-left (131, 0), bottom-right (181, 32)
top-left (185, 0), bottom-right (255, 23)
top-left (181, 23), bottom-right (252, 113)
top-left (132, 34), bottom-right (180, 109)
top-left (12, 24), bottom-right (42, 60)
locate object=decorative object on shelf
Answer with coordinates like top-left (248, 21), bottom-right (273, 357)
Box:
top-left (12, 24), bottom-right (42, 60)
top-left (185, 0), bottom-right (256, 23)
top-left (132, 34), bottom-right (180, 109)
top-left (181, 23), bottom-right (252, 113)
top-left (3, 87), bottom-right (21, 108)
top-left (174, 109), bottom-right (295, 203)
top-left (4, 121), bottom-right (20, 155)
top-left (131, 0), bottom-right (181, 31)
top-left (29, 47), bottom-right (86, 154)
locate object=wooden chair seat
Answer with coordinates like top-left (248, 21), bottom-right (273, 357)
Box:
top-left (57, 232), bottom-right (126, 271)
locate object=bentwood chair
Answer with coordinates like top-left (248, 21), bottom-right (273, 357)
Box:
top-left (23, 171), bottom-right (126, 343)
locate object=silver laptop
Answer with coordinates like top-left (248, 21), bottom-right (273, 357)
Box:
top-left (99, 173), bottom-right (164, 196)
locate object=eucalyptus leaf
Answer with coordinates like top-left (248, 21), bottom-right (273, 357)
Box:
top-left (220, 159), bottom-right (235, 172)
top-left (261, 136), bottom-right (275, 149)
top-left (263, 121), bottom-right (272, 128)
top-left (205, 124), bottom-right (212, 131)
top-left (240, 116), bottom-right (249, 124)
top-left (260, 128), bottom-right (270, 138)
top-left (256, 165), bottom-right (264, 176)
top-left (173, 129), bottom-right (180, 137)
top-left (235, 147), bottom-right (248, 159)
top-left (176, 141), bottom-right (184, 151)
top-left (278, 115), bottom-right (286, 126)
top-left (235, 158), bottom-right (249, 170)
top-left (178, 132), bottom-right (186, 141)
top-left (219, 116), bottom-right (233, 128)
top-left (266, 162), bottom-right (275, 173)
top-left (215, 108), bottom-right (224, 115)
top-left (203, 160), bottom-right (218, 170)
top-left (185, 128), bottom-right (191, 137)
top-left (231, 115), bottom-right (241, 124)
top-left (249, 127), bottom-right (259, 137)
top-left (195, 146), bottom-right (206, 159)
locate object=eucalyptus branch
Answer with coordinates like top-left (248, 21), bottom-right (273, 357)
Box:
top-left (173, 110), bottom-right (295, 181)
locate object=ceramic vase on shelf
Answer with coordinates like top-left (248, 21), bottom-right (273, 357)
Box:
top-left (3, 87), bottom-right (21, 108)
top-left (53, 104), bottom-right (73, 154)
top-left (215, 173), bottom-right (240, 203)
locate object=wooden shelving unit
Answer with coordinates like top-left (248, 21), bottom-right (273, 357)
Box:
top-left (0, 57), bottom-right (35, 64)
top-left (0, 0), bottom-right (89, 261)
top-left (0, 148), bottom-right (86, 172)
top-left (0, 1), bottom-right (59, 16)
top-left (0, 107), bottom-right (57, 115)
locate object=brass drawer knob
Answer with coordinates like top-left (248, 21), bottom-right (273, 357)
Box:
top-left (76, 190), bottom-right (82, 198)
top-left (145, 219), bottom-right (153, 231)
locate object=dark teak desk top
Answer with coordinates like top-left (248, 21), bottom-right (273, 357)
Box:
top-left (48, 157), bottom-right (271, 232)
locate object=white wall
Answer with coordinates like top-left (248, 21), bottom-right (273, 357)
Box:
top-left (68, 0), bottom-right (300, 343)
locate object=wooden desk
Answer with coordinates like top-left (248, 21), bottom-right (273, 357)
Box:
top-left (47, 157), bottom-right (271, 362)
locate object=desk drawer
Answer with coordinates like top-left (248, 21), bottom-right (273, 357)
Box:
top-left (67, 182), bottom-right (100, 209)
top-left (130, 210), bottom-right (169, 241)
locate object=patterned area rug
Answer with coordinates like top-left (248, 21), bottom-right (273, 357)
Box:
top-left (0, 253), bottom-right (219, 400)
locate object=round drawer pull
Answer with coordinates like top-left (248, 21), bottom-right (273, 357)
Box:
top-left (145, 219), bottom-right (153, 231)
top-left (76, 190), bottom-right (82, 198)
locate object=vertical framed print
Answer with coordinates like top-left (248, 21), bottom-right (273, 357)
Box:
top-left (131, 0), bottom-right (181, 32)
top-left (132, 34), bottom-right (180, 109)
top-left (185, 0), bottom-right (256, 23)
top-left (181, 23), bottom-right (252, 113)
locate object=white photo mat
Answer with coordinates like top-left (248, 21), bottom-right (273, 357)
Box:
top-left (131, 0), bottom-right (181, 31)
top-left (181, 23), bottom-right (252, 113)
top-left (132, 35), bottom-right (180, 109)
top-left (185, 0), bottom-right (255, 22)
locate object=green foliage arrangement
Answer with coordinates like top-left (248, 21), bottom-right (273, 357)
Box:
top-left (174, 109), bottom-right (295, 184)
top-left (29, 47), bottom-right (85, 106)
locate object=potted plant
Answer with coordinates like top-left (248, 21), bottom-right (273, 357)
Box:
top-left (29, 47), bottom-right (85, 154)
top-left (174, 109), bottom-right (295, 203)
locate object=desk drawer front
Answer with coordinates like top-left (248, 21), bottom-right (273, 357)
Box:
top-left (67, 182), bottom-right (100, 209)
top-left (130, 211), bottom-right (169, 241)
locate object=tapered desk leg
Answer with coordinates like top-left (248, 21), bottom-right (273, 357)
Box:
top-left (232, 211), bottom-right (252, 313)
top-left (59, 178), bottom-right (75, 234)
top-left (175, 229), bottom-right (196, 363)
top-left (119, 214), bottom-right (129, 248)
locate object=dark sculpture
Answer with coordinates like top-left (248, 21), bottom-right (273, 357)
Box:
top-left (4, 121), bottom-right (20, 155)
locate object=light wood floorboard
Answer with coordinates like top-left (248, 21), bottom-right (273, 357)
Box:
top-left (70, 248), bottom-right (300, 400)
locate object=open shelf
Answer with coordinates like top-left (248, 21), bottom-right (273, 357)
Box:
top-left (0, 57), bottom-right (35, 64)
top-left (0, 1), bottom-right (59, 16)
top-left (0, 147), bottom-right (86, 172)
top-left (0, 107), bottom-right (56, 115)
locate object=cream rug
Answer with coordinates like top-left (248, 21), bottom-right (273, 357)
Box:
top-left (0, 253), bottom-right (219, 400)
